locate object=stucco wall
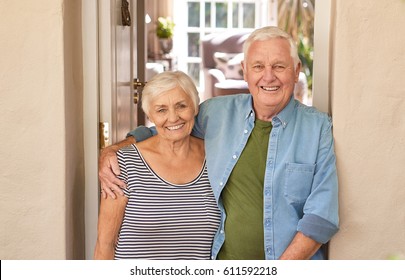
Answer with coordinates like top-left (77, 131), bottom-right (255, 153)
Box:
top-left (329, 0), bottom-right (405, 259)
top-left (0, 0), bottom-right (84, 259)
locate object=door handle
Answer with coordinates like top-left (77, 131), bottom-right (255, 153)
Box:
top-left (121, 0), bottom-right (131, 26)
top-left (133, 79), bottom-right (146, 104)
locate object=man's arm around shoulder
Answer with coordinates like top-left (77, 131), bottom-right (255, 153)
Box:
top-left (98, 136), bottom-right (136, 199)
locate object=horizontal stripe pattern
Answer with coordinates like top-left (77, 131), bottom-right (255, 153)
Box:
top-left (114, 144), bottom-right (220, 260)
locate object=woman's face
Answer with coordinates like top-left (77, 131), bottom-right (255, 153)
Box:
top-left (148, 86), bottom-right (196, 142)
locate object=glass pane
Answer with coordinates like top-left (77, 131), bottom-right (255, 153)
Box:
top-left (215, 2), bottom-right (228, 28)
top-left (188, 33), bottom-right (200, 57)
top-left (187, 63), bottom-right (200, 87)
top-left (232, 3), bottom-right (239, 28)
top-left (243, 3), bottom-right (255, 28)
top-left (205, 3), bottom-right (211, 28)
top-left (188, 2), bottom-right (200, 27)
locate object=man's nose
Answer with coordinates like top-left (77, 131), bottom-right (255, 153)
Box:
top-left (262, 66), bottom-right (277, 82)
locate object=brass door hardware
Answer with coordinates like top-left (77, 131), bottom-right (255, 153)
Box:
top-left (99, 122), bottom-right (110, 149)
top-left (121, 0), bottom-right (131, 26)
top-left (133, 78), bottom-right (146, 104)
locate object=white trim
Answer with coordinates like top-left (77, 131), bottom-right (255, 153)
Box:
top-left (82, 0), bottom-right (99, 260)
top-left (312, 0), bottom-right (332, 114)
top-left (99, 0), bottom-right (115, 143)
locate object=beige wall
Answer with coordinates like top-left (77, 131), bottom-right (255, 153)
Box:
top-left (329, 0), bottom-right (405, 259)
top-left (0, 0), bottom-right (84, 259)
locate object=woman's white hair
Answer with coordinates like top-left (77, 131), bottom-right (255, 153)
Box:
top-left (243, 26), bottom-right (301, 69)
top-left (141, 71), bottom-right (200, 116)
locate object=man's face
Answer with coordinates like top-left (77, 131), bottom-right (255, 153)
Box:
top-left (242, 38), bottom-right (300, 120)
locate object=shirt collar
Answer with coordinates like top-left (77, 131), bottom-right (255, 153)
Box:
top-left (244, 95), bottom-right (255, 120)
top-left (272, 95), bottom-right (296, 128)
top-left (246, 94), bottom-right (296, 127)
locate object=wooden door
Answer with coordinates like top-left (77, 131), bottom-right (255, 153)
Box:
top-left (100, 0), bottom-right (147, 146)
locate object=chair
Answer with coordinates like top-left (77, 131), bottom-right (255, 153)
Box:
top-left (201, 31), bottom-right (251, 101)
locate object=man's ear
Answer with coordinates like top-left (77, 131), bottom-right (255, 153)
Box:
top-left (241, 60), bottom-right (247, 81)
top-left (295, 61), bottom-right (302, 83)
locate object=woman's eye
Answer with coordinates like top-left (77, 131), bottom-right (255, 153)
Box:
top-left (176, 103), bottom-right (187, 110)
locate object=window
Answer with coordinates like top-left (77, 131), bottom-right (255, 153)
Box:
top-left (173, 0), bottom-right (273, 92)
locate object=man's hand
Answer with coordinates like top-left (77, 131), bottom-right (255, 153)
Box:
top-left (98, 137), bottom-right (136, 199)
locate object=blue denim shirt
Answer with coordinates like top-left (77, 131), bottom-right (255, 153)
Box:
top-left (129, 94), bottom-right (339, 260)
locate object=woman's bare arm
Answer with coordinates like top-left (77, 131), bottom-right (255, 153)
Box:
top-left (93, 194), bottom-right (128, 259)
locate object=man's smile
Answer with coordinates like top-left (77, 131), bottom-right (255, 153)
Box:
top-left (260, 86), bottom-right (280, 92)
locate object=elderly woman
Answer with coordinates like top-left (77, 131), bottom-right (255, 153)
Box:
top-left (94, 71), bottom-right (220, 260)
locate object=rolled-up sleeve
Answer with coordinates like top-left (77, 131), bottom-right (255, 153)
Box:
top-left (298, 117), bottom-right (339, 243)
top-left (126, 126), bottom-right (156, 142)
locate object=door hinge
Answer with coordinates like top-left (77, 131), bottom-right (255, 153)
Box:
top-left (121, 0), bottom-right (131, 26)
top-left (99, 122), bottom-right (110, 149)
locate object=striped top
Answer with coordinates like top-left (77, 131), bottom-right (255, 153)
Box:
top-left (114, 144), bottom-right (221, 260)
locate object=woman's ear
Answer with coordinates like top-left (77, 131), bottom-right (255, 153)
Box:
top-left (145, 113), bottom-right (153, 123)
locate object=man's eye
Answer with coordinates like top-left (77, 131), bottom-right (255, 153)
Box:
top-left (273, 65), bottom-right (286, 71)
top-left (252, 65), bottom-right (264, 71)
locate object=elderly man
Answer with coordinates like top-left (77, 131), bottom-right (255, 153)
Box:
top-left (98, 26), bottom-right (339, 260)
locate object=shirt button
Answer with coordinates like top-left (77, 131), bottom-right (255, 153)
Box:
top-left (220, 230), bottom-right (225, 234)
top-left (211, 255), bottom-right (215, 260)
top-left (244, 129), bottom-right (248, 134)
top-left (219, 182), bottom-right (223, 186)
top-left (232, 155), bottom-right (237, 159)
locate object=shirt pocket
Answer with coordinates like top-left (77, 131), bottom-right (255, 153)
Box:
top-left (284, 163), bottom-right (316, 205)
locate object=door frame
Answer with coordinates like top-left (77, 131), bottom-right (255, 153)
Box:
top-left (82, 0), bottom-right (99, 260)
top-left (83, 0), bottom-right (146, 260)
top-left (312, 0), bottom-right (333, 114)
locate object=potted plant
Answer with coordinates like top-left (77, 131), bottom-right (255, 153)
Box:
top-left (156, 17), bottom-right (175, 54)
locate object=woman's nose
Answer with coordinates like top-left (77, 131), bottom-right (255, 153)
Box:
top-left (168, 109), bottom-right (179, 122)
